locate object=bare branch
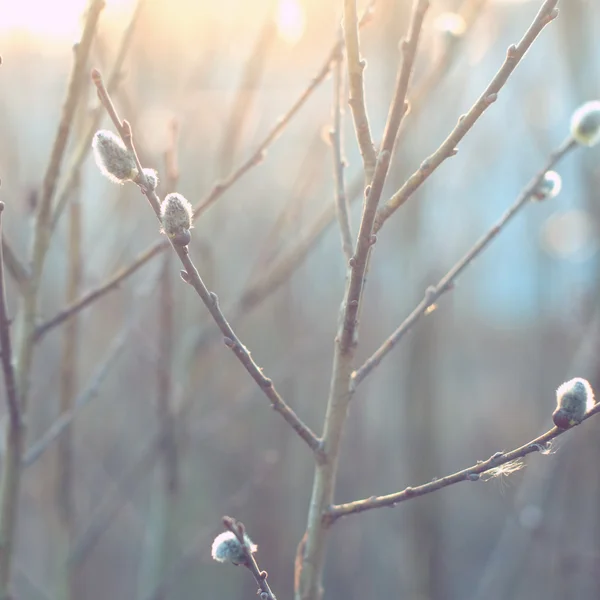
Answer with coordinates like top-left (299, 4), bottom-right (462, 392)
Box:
top-left (328, 399), bottom-right (600, 522)
top-left (374, 0), bottom-right (560, 232)
top-left (351, 136), bottom-right (577, 388)
top-left (92, 70), bottom-right (321, 455)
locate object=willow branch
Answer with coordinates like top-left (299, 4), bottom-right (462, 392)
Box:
top-left (351, 136), bottom-right (577, 388)
top-left (92, 69), bottom-right (321, 454)
top-left (374, 0), bottom-right (560, 232)
top-left (328, 399), bottom-right (600, 522)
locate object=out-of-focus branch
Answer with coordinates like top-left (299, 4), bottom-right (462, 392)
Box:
top-left (51, 0), bottom-right (147, 231)
top-left (344, 0), bottom-right (377, 182)
top-left (92, 69), bottom-right (321, 454)
top-left (374, 0), bottom-right (560, 231)
top-left (0, 5), bottom-right (104, 598)
top-left (351, 137), bottom-right (577, 388)
top-left (0, 203), bottom-right (21, 434)
top-left (330, 56), bottom-right (354, 262)
top-left (1, 238), bottom-right (29, 295)
top-left (328, 399), bottom-right (600, 522)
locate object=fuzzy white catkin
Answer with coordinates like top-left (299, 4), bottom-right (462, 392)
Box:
top-left (160, 193), bottom-right (193, 245)
top-left (92, 130), bottom-right (138, 183)
top-left (211, 531), bottom-right (257, 565)
top-left (533, 171), bottom-right (562, 201)
top-left (553, 377), bottom-right (595, 428)
top-left (570, 101), bottom-right (600, 147)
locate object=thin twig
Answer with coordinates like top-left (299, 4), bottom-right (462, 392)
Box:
top-left (223, 517), bottom-right (278, 600)
top-left (328, 399), bottom-right (600, 522)
top-left (351, 137), bottom-right (577, 389)
top-left (51, 0), bottom-right (147, 232)
top-left (344, 0), bottom-right (377, 182)
top-left (92, 69), bottom-right (321, 454)
top-left (297, 3), bottom-right (429, 599)
top-left (33, 6), bottom-right (376, 342)
top-left (331, 56), bottom-right (354, 262)
top-left (374, 0), bottom-right (560, 232)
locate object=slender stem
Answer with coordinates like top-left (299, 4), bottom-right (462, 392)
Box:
top-left (374, 0), bottom-right (560, 232)
top-left (297, 3), bottom-right (429, 599)
top-left (92, 70), bottom-right (321, 454)
top-left (344, 0), bottom-right (376, 182)
top-left (328, 399), bottom-right (600, 521)
top-left (331, 56), bottom-right (354, 263)
top-left (352, 137), bottom-right (577, 388)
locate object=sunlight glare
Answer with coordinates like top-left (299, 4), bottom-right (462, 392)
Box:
top-left (0, 0), bottom-right (134, 39)
top-left (276, 0), bottom-right (305, 45)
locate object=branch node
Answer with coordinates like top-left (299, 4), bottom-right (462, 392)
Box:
top-left (484, 93), bottom-right (498, 105)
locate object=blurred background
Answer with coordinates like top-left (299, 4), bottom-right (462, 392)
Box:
top-left (0, 0), bottom-right (599, 599)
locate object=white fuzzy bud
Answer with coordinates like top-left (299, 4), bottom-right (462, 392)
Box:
top-left (532, 171), bottom-right (562, 201)
top-left (553, 377), bottom-right (595, 429)
top-left (160, 192), bottom-right (193, 246)
top-left (92, 130), bottom-right (138, 184)
top-left (211, 531), bottom-right (257, 565)
top-left (570, 101), bottom-right (600, 147)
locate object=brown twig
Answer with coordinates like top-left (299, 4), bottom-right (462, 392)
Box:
top-left (374, 0), bottom-right (560, 232)
top-left (351, 136), bottom-right (577, 389)
top-left (330, 56), bottom-right (354, 262)
top-left (344, 0), bottom-right (377, 182)
top-left (222, 516), bottom-right (278, 600)
top-left (328, 398), bottom-right (600, 522)
top-left (92, 69), bottom-right (321, 454)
